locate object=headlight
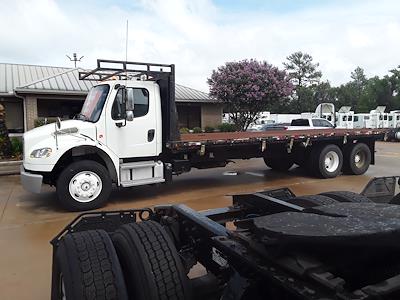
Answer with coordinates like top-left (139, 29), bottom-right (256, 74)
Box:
top-left (30, 148), bottom-right (52, 158)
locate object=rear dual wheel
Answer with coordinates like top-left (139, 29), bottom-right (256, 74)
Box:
top-left (342, 143), bottom-right (371, 175)
top-left (308, 144), bottom-right (343, 178)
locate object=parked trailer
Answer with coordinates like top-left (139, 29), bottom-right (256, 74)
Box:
top-left (20, 59), bottom-right (392, 211)
top-left (51, 176), bottom-right (400, 300)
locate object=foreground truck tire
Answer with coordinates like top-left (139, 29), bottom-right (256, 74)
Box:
top-left (308, 144), bottom-right (343, 178)
top-left (53, 230), bottom-right (128, 300)
top-left (56, 160), bottom-right (112, 211)
top-left (112, 221), bottom-right (192, 300)
top-left (342, 143), bottom-right (371, 175)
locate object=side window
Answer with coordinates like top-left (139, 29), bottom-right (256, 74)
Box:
top-left (312, 119), bottom-right (320, 127)
top-left (111, 88), bottom-right (149, 120)
top-left (321, 120), bottom-right (333, 127)
top-left (354, 116), bottom-right (359, 122)
top-left (132, 88), bottom-right (149, 118)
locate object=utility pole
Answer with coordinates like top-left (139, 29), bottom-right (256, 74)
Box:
top-left (66, 53), bottom-right (84, 68)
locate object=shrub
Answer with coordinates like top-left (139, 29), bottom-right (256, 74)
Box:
top-left (204, 126), bottom-right (215, 133)
top-left (179, 127), bottom-right (190, 134)
top-left (217, 123), bottom-right (236, 132)
top-left (34, 117), bottom-right (59, 128)
top-left (11, 137), bottom-right (23, 156)
top-left (192, 127), bottom-right (202, 133)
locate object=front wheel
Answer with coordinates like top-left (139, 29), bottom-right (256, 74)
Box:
top-left (56, 160), bottom-right (112, 211)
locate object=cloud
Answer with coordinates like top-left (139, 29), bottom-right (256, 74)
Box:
top-left (0, 0), bottom-right (399, 91)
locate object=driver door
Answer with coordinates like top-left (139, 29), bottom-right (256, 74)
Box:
top-left (105, 85), bottom-right (158, 159)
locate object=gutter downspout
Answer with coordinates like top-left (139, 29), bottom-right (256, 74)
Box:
top-left (14, 90), bottom-right (27, 133)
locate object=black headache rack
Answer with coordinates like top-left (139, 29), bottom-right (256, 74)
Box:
top-left (51, 176), bottom-right (400, 300)
top-left (78, 59), bottom-right (180, 143)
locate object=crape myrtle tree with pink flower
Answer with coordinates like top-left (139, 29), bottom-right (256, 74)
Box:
top-left (208, 59), bottom-right (294, 131)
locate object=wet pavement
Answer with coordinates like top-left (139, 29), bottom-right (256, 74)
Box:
top-left (0, 141), bottom-right (399, 299)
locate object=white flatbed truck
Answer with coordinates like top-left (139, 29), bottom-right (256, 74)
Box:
top-left (20, 59), bottom-right (390, 211)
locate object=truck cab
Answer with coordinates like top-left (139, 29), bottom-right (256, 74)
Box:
top-left (21, 60), bottom-right (176, 211)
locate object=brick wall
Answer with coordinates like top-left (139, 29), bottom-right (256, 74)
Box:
top-left (201, 103), bottom-right (223, 128)
top-left (25, 96), bottom-right (38, 130)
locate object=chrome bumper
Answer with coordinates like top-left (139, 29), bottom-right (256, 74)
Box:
top-left (20, 166), bottom-right (43, 194)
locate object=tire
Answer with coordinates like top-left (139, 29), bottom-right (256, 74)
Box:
top-left (308, 144), bottom-right (343, 178)
top-left (112, 221), bottom-right (192, 300)
top-left (264, 157), bottom-right (294, 171)
top-left (342, 143), bottom-right (371, 175)
top-left (292, 195), bottom-right (338, 208)
top-left (56, 160), bottom-right (112, 211)
top-left (319, 191), bottom-right (372, 203)
top-left (53, 230), bottom-right (128, 300)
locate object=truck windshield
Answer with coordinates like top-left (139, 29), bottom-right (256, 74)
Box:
top-left (79, 84), bottom-right (110, 122)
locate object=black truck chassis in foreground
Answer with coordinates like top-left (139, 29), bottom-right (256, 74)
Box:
top-left (51, 176), bottom-right (400, 300)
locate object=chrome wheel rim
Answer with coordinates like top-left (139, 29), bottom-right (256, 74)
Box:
top-left (68, 171), bottom-right (102, 202)
top-left (324, 151), bottom-right (340, 173)
top-left (354, 150), bottom-right (366, 169)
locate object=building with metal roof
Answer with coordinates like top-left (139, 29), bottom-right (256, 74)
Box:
top-left (0, 62), bottom-right (222, 133)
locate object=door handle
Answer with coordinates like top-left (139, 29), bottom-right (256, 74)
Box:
top-left (148, 129), bottom-right (155, 142)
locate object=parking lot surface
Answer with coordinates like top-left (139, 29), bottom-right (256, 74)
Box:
top-left (0, 141), bottom-right (399, 300)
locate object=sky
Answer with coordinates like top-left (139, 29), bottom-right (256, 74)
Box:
top-left (0, 0), bottom-right (399, 91)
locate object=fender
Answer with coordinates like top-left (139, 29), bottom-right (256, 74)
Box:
top-left (53, 144), bottom-right (120, 184)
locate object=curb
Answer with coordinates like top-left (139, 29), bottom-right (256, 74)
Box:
top-left (0, 160), bottom-right (22, 176)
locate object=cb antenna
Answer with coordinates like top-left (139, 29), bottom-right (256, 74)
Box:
top-left (66, 53), bottom-right (84, 68)
top-left (125, 20), bottom-right (129, 81)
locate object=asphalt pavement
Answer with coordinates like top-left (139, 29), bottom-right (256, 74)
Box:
top-left (0, 141), bottom-right (399, 300)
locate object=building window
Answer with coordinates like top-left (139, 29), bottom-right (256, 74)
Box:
top-left (37, 98), bottom-right (84, 119)
top-left (0, 97), bottom-right (24, 133)
top-left (177, 104), bottom-right (201, 129)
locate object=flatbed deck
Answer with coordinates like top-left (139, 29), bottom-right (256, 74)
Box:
top-left (167, 128), bottom-right (389, 151)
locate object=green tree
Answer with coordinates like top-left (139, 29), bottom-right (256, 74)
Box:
top-left (283, 52), bottom-right (322, 112)
top-left (350, 67), bottom-right (367, 108)
top-left (208, 59), bottom-right (293, 130)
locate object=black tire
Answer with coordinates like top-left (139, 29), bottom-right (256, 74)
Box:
top-left (291, 195), bottom-right (338, 208)
top-left (308, 144), bottom-right (343, 178)
top-left (112, 221), bottom-right (192, 300)
top-left (56, 160), bottom-right (112, 211)
top-left (264, 157), bottom-right (294, 171)
top-left (319, 191), bottom-right (373, 203)
top-left (53, 230), bottom-right (128, 300)
top-left (343, 143), bottom-right (371, 175)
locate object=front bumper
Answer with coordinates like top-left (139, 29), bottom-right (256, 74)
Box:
top-left (20, 166), bottom-right (43, 194)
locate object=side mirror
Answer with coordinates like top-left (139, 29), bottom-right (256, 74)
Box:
top-left (125, 88), bottom-right (134, 122)
top-left (126, 111), bottom-right (134, 122)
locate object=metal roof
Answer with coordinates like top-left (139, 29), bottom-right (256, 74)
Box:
top-left (0, 62), bottom-right (217, 103)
